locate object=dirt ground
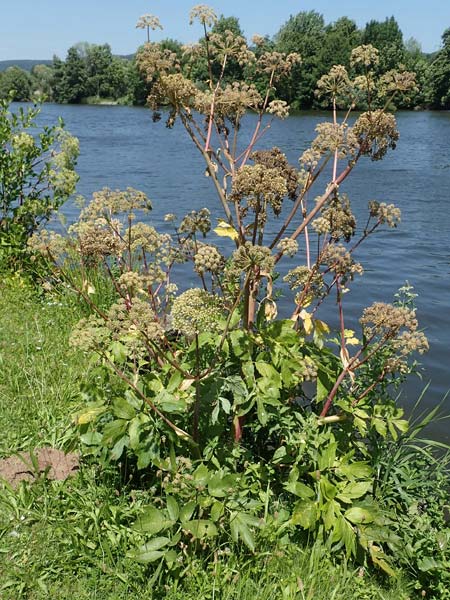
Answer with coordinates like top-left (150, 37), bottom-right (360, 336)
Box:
top-left (0, 448), bottom-right (79, 488)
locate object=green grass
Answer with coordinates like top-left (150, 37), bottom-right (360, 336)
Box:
top-left (0, 275), bottom-right (425, 599)
top-left (0, 276), bottom-right (89, 455)
top-left (0, 467), bottom-right (412, 599)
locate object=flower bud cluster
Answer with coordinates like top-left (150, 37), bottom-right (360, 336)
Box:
top-left (179, 208), bottom-right (211, 237)
top-left (316, 65), bottom-right (351, 100)
top-left (321, 244), bottom-right (363, 278)
top-left (71, 220), bottom-right (125, 260)
top-left (171, 288), bottom-right (224, 338)
top-left (231, 165), bottom-right (288, 216)
top-left (189, 4), bottom-right (218, 27)
top-left (312, 122), bottom-right (359, 160)
top-left (80, 188), bottom-right (152, 220)
top-left (283, 266), bottom-right (325, 301)
top-left (360, 302), bottom-right (429, 372)
top-left (70, 316), bottom-right (111, 352)
top-left (266, 100), bottom-right (290, 120)
top-left (368, 201), bottom-right (401, 227)
top-left (277, 238), bottom-right (298, 257)
top-left (256, 51), bottom-right (301, 81)
top-left (229, 242), bottom-right (275, 275)
top-left (194, 244), bottom-right (224, 274)
top-left (28, 230), bottom-right (68, 261)
top-left (251, 147), bottom-right (299, 200)
top-left (350, 45), bottom-right (380, 70)
top-left (11, 132), bottom-right (35, 152)
top-left (137, 43), bottom-right (180, 82)
top-left (313, 193), bottom-right (356, 242)
top-left (354, 110), bottom-right (399, 161)
top-left (196, 83), bottom-right (262, 121)
top-left (301, 357), bottom-right (318, 381)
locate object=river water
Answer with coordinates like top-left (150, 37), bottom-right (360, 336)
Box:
top-left (29, 103), bottom-right (450, 441)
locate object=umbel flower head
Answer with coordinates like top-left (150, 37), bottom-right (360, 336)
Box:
top-left (189, 4), bottom-right (218, 27)
top-left (231, 164), bottom-right (288, 217)
top-left (171, 288), bottom-right (224, 338)
top-left (360, 302), bottom-right (429, 372)
top-left (136, 14), bottom-right (163, 32)
top-left (353, 110), bottom-right (399, 161)
top-left (194, 244), bottom-right (224, 274)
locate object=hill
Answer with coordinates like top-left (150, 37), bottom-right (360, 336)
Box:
top-left (0, 59), bottom-right (53, 72)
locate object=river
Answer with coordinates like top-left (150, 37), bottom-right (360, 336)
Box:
top-left (28, 103), bottom-right (450, 441)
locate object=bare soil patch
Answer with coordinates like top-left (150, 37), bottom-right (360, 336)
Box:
top-left (0, 448), bottom-right (79, 488)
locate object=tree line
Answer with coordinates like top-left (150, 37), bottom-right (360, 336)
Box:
top-left (1, 11), bottom-right (450, 109)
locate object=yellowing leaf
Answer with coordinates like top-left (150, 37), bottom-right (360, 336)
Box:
top-left (179, 377), bottom-right (195, 392)
top-left (315, 320), bottom-right (330, 334)
top-left (263, 299), bottom-right (278, 321)
top-left (299, 309), bottom-right (314, 335)
top-left (213, 220), bottom-right (238, 241)
top-left (77, 406), bottom-right (106, 425)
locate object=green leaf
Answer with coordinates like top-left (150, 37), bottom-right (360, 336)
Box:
top-left (372, 417), bottom-right (387, 437)
top-left (318, 441), bottom-right (337, 470)
top-left (113, 397), bottom-right (136, 420)
top-left (316, 369), bottom-right (333, 403)
top-left (208, 473), bottom-right (236, 498)
top-left (323, 499), bottom-right (340, 531)
top-left (210, 501), bottom-right (224, 522)
top-left (256, 399), bottom-right (268, 425)
top-left (140, 536), bottom-right (170, 552)
top-left (220, 397), bottom-right (231, 414)
top-left (370, 546), bottom-right (396, 577)
top-left (418, 557), bottom-right (440, 572)
top-left (128, 416), bottom-right (141, 450)
top-left (110, 340), bottom-right (128, 362)
top-left (255, 361), bottom-right (281, 385)
top-left (134, 506), bottom-right (169, 535)
top-left (179, 501), bottom-right (196, 524)
top-left (128, 548), bottom-right (165, 564)
top-left (337, 481), bottom-right (372, 503)
top-left (229, 512), bottom-right (258, 552)
top-left (154, 390), bottom-right (186, 413)
top-left (77, 405), bottom-right (106, 425)
top-left (166, 496), bottom-right (179, 521)
top-left (320, 476), bottom-right (337, 501)
top-left (272, 446), bottom-right (287, 464)
top-left (338, 461), bottom-right (372, 480)
top-left (183, 519), bottom-right (218, 539)
top-left (80, 432), bottom-right (102, 446)
top-left (110, 435), bottom-right (129, 460)
top-left (285, 480), bottom-right (314, 500)
top-left (193, 464), bottom-right (209, 486)
top-left (102, 419), bottom-right (127, 445)
top-left (344, 505), bottom-right (375, 524)
top-left (292, 500), bottom-right (318, 529)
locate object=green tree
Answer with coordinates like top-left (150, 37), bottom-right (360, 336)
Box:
top-left (362, 17), bottom-right (405, 72)
top-left (85, 43), bottom-right (114, 98)
top-left (52, 46), bottom-right (88, 103)
top-left (31, 64), bottom-right (54, 101)
top-left (0, 67), bottom-right (32, 101)
top-left (427, 28), bottom-right (450, 108)
top-left (403, 38), bottom-right (429, 107)
top-left (319, 17), bottom-right (361, 73)
top-left (0, 99), bottom-right (79, 269)
top-left (275, 11), bottom-right (326, 108)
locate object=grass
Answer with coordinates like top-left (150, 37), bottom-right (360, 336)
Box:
top-left (0, 275), bottom-right (88, 456)
top-left (0, 274), bottom-right (440, 599)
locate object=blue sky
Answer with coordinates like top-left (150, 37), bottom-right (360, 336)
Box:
top-left (1, 0), bottom-right (448, 60)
